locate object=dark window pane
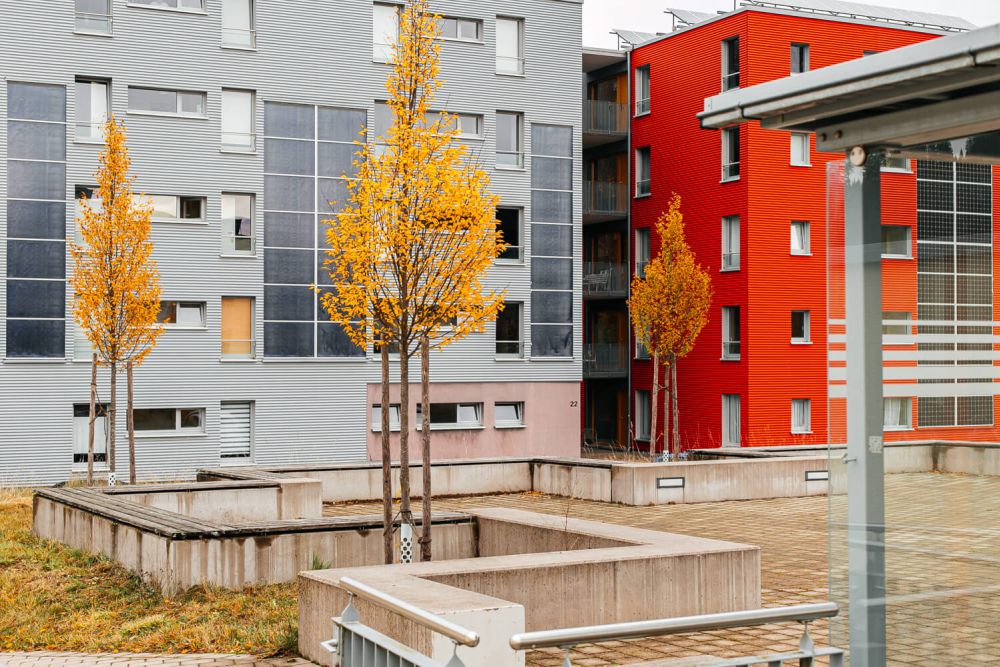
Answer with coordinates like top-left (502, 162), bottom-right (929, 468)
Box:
top-left (7, 201), bottom-right (66, 240)
top-left (918, 397), bottom-right (954, 427)
top-left (318, 322), bottom-right (365, 357)
top-left (264, 102), bottom-right (314, 139)
top-left (531, 223), bottom-right (572, 257)
top-left (264, 322), bottom-right (314, 357)
top-left (317, 178), bottom-right (349, 213)
top-left (958, 396), bottom-right (993, 426)
top-left (7, 121), bottom-right (66, 161)
top-left (496, 304), bottom-right (520, 341)
top-left (318, 107), bottom-right (366, 142)
top-left (957, 183), bottom-right (991, 214)
top-left (531, 124), bottom-right (572, 158)
top-left (917, 161), bottom-right (954, 181)
top-left (263, 285), bottom-right (314, 321)
top-left (429, 403), bottom-right (458, 424)
top-left (8, 161), bottom-right (65, 200)
top-left (128, 88), bottom-right (177, 113)
top-left (264, 139), bottom-right (315, 176)
top-left (531, 191), bottom-right (571, 223)
top-left (956, 162), bottom-right (991, 184)
top-left (531, 258), bottom-right (572, 290)
top-left (318, 142), bottom-right (359, 178)
top-left (917, 211), bottom-right (952, 242)
top-left (7, 279), bottom-right (64, 318)
top-left (263, 248), bottom-right (313, 284)
top-left (917, 179), bottom-right (953, 212)
top-left (134, 408), bottom-right (176, 431)
top-left (532, 292), bottom-right (572, 323)
top-left (957, 214), bottom-right (991, 244)
top-left (531, 324), bottom-right (572, 357)
top-left (917, 273), bottom-right (953, 304)
top-left (7, 240), bottom-right (65, 279)
top-left (316, 251), bottom-right (335, 285)
top-left (957, 245), bottom-right (992, 275)
top-left (264, 212), bottom-right (314, 248)
top-left (7, 82), bottom-right (66, 122)
top-left (264, 175), bottom-right (314, 212)
top-left (6, 319), bottom-right (64, 358)
top-left (957, 275), bottom-right (992, 305)
top-left (917, 243), bottom-right (953, 274)
top-left (531, 156), bottom-right (572, 190)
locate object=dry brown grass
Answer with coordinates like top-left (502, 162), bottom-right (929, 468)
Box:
top-left (0, 489), bottom-right (297, 655)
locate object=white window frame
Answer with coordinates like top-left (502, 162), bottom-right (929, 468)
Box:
top-left (881, 156), bottom-right (911, 172)
top-left (452, 112), bottom-right (485, 139)
top-left (495, 402), bottom-right (525, 428)
top-left (495, 16), bottom-right (524, 75)
top-left (791, 399), bottom-right (812, 434)
top-left (141, 194), bottom-right (206, 223)
top-left (790, 132), bottom-right (811, 166)
top-left (721, 36), bottom-right (740, 91)
top-left (635, 65), bottom-right (650, 116)
top-left (635, 390), bottom-right (651, 441)
top-left (495, 207), bottom-right (523, 263)
top-left (883, 397), bottom-right (912, 431)
top-left (791, 220), bottom-right (811, 255)
top-left (722, 215), bottom-right (740, 271)
top-left (158, 301), bottom-right (206, 329)
top-left (722, 394), bottom-right (741, 446)
top-left (221, 0), bottom-right (255, 49)
top-left (75, 0), bottom-right (113, 35)
top-left (128, 0), bottom-right (206, 13)
top-left (496, 111), bottom-right (524, 169)
top-left (791, 42), bottom-right (810, 74)
top-left (635, 227), bottom-right (650, 277)
top-left (75, 79), bottom-right (110, 143)
top-left (221, 192), bottom-right (255, 255)
top-left (438, 16), bottom-right (482, 42)
top-left (791, 310), bottom-right (811, 344)
top-left (722, 127), bottom-right (740, 181)
top-left (495, 301), bottom-right (523, 358)
top-left (373, 3), bottom-right (400, 63)
top-left (635, 147), bottom-right (651, 197)
top-left (134, 408), bottom-right (206, 437)
top-left (722, 306), bottom-right (740, 360)
top-left (221, 89), bottom-right (256, 152)
top-left (372, 404), bottom-right (402, 432)
top-left (128, 87), bottom-right (206, 118)
top-left (416, 403), bottom-right (484, 431)
top-left (881, 225), bottom-right (912, 259)
top-left (882, 311), bottom-right (912, 336)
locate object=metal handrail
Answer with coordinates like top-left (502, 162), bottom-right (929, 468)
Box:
top-left (509, 603), bottom-right (838, 650)
top-left (338, 576), bottom-right (481, 648)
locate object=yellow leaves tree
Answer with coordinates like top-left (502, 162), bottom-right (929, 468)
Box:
top-left (320, 0), bottom-right (504, 563)
top-left (630, 195), bottom-right (712, 460)
top-left (70, 117), bottom-right (162, 486)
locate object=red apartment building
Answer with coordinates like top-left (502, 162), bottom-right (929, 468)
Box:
top-left (583, 0), bottom-right (999, 453)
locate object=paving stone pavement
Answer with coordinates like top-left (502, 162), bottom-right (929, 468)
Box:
top-left (0, 654), bottom-right (317, 667)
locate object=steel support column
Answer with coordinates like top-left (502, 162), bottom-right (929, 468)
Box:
top-left (843, 148), bottom-right (886, 666)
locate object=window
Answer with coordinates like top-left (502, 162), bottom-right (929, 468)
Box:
top-left (496, 207), bottom-right (522, 261)
top-left (222, 193), bottom-right (254, 254)
top-left (791, 132), bottom-right (810, 166)
top-left (373, 3), bottom-right (399, 62)
top-left (884, 397), bottom-right (912, 430)
top-left (495, 402), bottom-right (524, 428)
top-left (141, 194), bottom-right (205, 222)
top-left (635, 65), bottom-right (650, 115)
top-left (372, 404), bottom-right (401, 432)
top-left (438, 16), bottom-right (481, 41)
top-left (130, 0), bottom-right (205, 10)
top-left (75, 79), bottom-right (109, 141)
top-left (496, 302), bottom-right (522, 357)
top-left (128, 87), bottom-right (206, 117)
top-left (221, 0), bottom-right (254, 48)
top-left (76, 0), bottom-right (112, 34)
top-left (221, 296), bottom-right (254, 358)
top-left (882, 156), bottom-right (911, 172)
top-left (496, 17), bottom-right (524, 75)
top-left (635, 390), bottom-right (651, 441)
top-left (635, 147), bottom-right (651, 196)
top-left (881, 225), bottom-right (911, 258)
top-left (496, 111), bottom-right (523, 168)
top-left (220, 402), bottom-right (253, 461)
top-left (722, 127), bottom-right (740, 181)
top-left (791, 221), bottom-right (810, 255)
top-left (73, 403), bottom-right (109, 466)
top-left (448, 113), bottom-right (484, 139)
top-left (722, 215), bottom-right (739, 271)
top-left (157, 301), bottom-right (205, 327)
top-left (791, 310), bottom-right (810, 343)
top-left (635, 228), bottom-right (650, 277)
top-left (882, 311), bottom-right (912, 336)
top-left (222, 89), bottom-right (255, 151)
top-left (722, 306), bottom-right (740, 360)
top-left (721, 36), bottom-right (740, 91)
top-left (416, 403), bottom-right (483, 429)
top-left (791, 399), bottom-right (811, 434)
top-left (135, 408), bottom-right (205, 434)
top-left (722, 394), bottom-right (740, 446)
top-left (636, 335), bottom-right (651, 360)
top-left (791, 43), bottom-right (810, 74)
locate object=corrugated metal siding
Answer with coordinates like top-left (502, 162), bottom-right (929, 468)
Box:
top-left (0, 0), bottom-right (583, 485)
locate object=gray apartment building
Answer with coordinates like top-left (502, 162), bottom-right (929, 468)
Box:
top-left (0, 0), bottom-right (583, 485)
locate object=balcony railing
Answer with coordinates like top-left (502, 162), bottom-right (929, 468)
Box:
top-left (584, 180), bottom-right (628, 217)
top-left (583, 262), bottom-right (628, 297)
top-left (221, 28), bottom-right (256, 49)
top-left (583, 100), bottom-right (628, 135)
top-left (584, 343), bottom-right (629, 378)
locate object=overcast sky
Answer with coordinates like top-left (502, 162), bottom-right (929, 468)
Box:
top-left (583, 0), bottom-right (1000, 49)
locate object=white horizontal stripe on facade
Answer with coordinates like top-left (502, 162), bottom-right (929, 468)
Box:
top-left (828, 366), bottom-right (1000, 382)
top-left (829, 350), bottom-right (999, 362)
top-left (829, 384), bottom-right (1000, 399)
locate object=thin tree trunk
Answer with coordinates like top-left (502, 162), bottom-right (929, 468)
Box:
top-left (127, 360), bottom-right (136, 484)
top-left (381, 344), bottom-right (393, 564)
top-left (419, 335), bottom-right (432, 562)
top-left (650, 349), bottom-right (659, 462)
top-left (399, 349), bottom-right (412, 526)
top-left (672, 360), bottom-right (680, 459)
top-left (88, 354), bottom-right (98, 486)
top-left (108, 362), bottom-right (117, 486)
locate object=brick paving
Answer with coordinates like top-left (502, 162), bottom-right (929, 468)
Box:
top-left (324, 472), bottom-right (1000, 666)
top-left (0, 655), bottom-right (315, 667)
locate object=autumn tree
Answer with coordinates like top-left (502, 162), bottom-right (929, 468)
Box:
top-left (71, 116), bottom-right (162, 486)
top-left (629, 195), bottom-right (712, 460)
top-left (320, 0), bottom-right (504, 563)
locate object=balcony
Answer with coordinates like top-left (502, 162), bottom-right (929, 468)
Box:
top-left (583, 100), bottom-right (628, 148)
top-left (584, 180), bottom-right (628, 223)
top-left (583, 343), bottom-right (629, 378)
top-left (583, 262), bottom-right (629, 299)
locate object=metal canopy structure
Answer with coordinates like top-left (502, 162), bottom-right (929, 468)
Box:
top-left (742, 0), bottom-right (976, 33)
top-left (699, 21), bottom-right (1000, 667)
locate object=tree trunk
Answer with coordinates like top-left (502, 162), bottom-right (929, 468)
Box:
top-left (88, 354), bottom-right (98, 486)
top-left (650, 349), bottom-right (659, 462)
top-left (672, 360), bottom-right (680, 459)
top-left (381, 344), bottom-right (393, 564)
top-left (127, 360), bottom-right (136, 484)
top-left (108, 362), bottom-right (117, 486)
top-left (419, 335), bottom-right (432, 561)
top-left (398, 349), bottom-right (412, 526)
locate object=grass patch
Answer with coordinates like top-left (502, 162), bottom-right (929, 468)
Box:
top-left (0, 490), bottom-right (297, 655)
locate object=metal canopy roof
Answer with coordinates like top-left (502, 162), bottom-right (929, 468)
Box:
top-left (665, 8), bottom-right (716, 28)
top-left (742, 0), bottom-right (976, 33)
top-left (612, 29), bottom-right (664, 48)
top-left (699, 23), bottom-right (1000, 158)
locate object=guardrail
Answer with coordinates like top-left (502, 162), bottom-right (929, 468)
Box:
top-left (583, 100), bottom-right (628, 135)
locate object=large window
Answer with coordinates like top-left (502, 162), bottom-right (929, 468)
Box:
top-left (791, 310), bottom-right (810, 343)
top-left (373, 3), bottom-right (399, 62)
top-left (438, 16), bottom-right (481, 41)
top-left (417, 403), bottom-right (483, 430)
top-left (222, 193), bottom-right (255, 255)
top-left (635, 228), bottom-right (650, 277)
top-left (635, 147), bottom-right (651, 197)
top-left (496, 17), bottom-right (524, 75)
top-left (75, 79), bottom-right (109, 142)
top-left (496, 111), bottom-right (523, 168)
top-left (135, 408), bottom-right (205, 434)
top-left (790, 132), bottom-right (811, 166)
top-left (496, 302), bottom-right (523, 357)
top-left (635, 390), bottom-right (651, 441)
top-left (791, 43), bottom-right (810, 74)
top-left (722, 394), bottom-right (740, 446)
top-left (158, 301), bottom-right (206, 328)
top-left (884, 397), bottom-right (912, 430)
top-left (722, 306), bottom-right (740, 360)
top-left (221, 0), bottom-right (254, 48)
top-left (128, 87), bottom-right (205, 117)
top-left (221, 296), bottom-right (255, 358)
top-left (722, 127), bottom-right (740, 181)
top-left (722, 215), bottom-right (739, 271)
top-left (791, 220), bottom-right (810, 255)
top-left (635, 65), bottom-right (650, 115)
top-left (722, 36), bottom-right (740, 91)
top-left (142, 194), bottom-right (205, 222)
top-left (73, 403), bottom-right (108, 467)
top-left (882, 311), bottom-right (912, 336)
top-left (496, 207), bottom-right (522, 262)
top-left (791, 399), bottom-right (811, 434)
top-left (881, 225), bottom-right (911, 258)
top-left (75, 0), bottom-right (112, 34)
top-left (222, 89), bottom-right (255, 151)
